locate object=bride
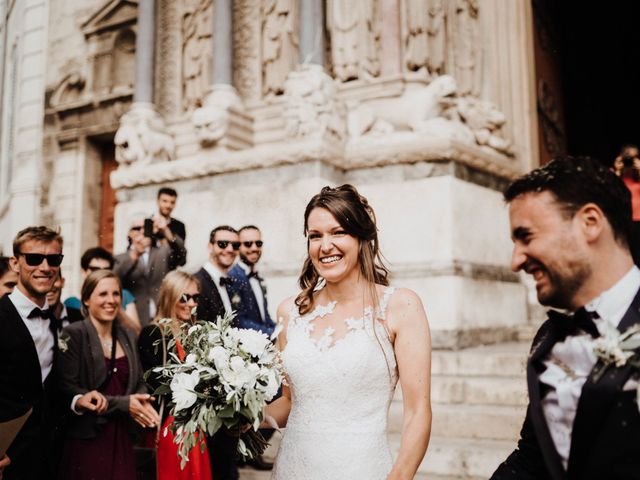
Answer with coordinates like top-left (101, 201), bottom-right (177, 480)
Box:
top-left (265, 184), bottom-right (432, 479)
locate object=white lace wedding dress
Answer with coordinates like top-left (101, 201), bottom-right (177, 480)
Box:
top-left (272, 287), bottom-right (399, 480)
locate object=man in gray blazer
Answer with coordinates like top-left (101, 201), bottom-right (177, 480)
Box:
top-left (114, 216), bottom-right (186, 326)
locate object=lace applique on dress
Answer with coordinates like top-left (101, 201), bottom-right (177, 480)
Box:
top-left (273, 287), bottom-right (398, 480)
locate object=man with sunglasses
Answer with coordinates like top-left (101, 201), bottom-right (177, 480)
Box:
top-left (228, 226), bottom-right (274, 336)
top-left (0, 226), bottom-right (65, 479)
top-left (194, 226), bottom-right (242, 480)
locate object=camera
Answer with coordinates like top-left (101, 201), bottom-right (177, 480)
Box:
top-left (623, 155), bottom-right (635, 167)
top-left (143, 218), bottom-right (154, 238)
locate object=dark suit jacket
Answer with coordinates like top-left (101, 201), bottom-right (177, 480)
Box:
top-left (194, 267), bottom-right (236, 324)
top-left (114, 237), bottom-right (187, 326)
top-left (0, 295), bottom-right (58, 480)
top-left (56, 318), bottom-right (147, 440)
top-left (492, 288), bottom-right (640, 480)
top-left (228, 264), bottom-right (275, 336)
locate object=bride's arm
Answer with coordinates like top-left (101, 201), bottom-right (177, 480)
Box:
top-left (262, 297), bottom-right (294, 428)
top-left (387, 288), bottom-right (432, 480)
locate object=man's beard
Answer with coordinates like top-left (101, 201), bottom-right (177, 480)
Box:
top-left (536, 259), bottom-right (592, 310)
top-left (240, 253), bottom-right (255, 267)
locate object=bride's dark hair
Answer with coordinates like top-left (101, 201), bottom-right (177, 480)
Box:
top-left (295, 184), bottom-right (390, 315)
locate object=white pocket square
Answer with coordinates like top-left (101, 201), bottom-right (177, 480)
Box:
top-left (623, 377), bottom-right (639, 391)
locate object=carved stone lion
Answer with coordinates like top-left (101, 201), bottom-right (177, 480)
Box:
top-left (191, 85), bottom-right (244, 146)
top-left (114, 103), bottom-right (175, 165)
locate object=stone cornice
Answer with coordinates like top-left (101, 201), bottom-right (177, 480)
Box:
top-left (110, 133), bottom-right (520, 189)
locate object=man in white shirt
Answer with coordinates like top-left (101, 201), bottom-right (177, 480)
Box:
top-left (0, 226), bottom-right (65, 479)
top-left (194, 226), bottom-right (240, 324)
top-left (492, 156), bottom-right (640, 480)
top-left (228, 226), bottom-right (275, 336)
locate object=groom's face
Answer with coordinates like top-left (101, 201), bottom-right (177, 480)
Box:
top-left (509, 191), bottom-right (591, 310)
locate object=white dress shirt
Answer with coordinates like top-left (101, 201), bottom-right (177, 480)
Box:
top-left (8, 287), bottom-right (54, 383)
top-left (203, 261), bottom-right (232, 314)
top-left (238, 261), bottom-right (266, 321)
top-left (540, 265), bottom-right (640, 469)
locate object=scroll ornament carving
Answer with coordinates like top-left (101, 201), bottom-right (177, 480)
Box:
top-left (283, 64), bottom-right (346, 142)
top-left (182, 0), bottom-right (214, 111)
top-left (192, 85), bottom-right (244, 146)
top-left (114, 103), bottom-right (175, 165)
top-left (262, 0), bottom-right (299, 96)
top-left (348, 75), bottom-right (512, 156)
top-left (405, 0), bottom-right (448, 76)
top-left (327, 0), bottom-right (381, 82)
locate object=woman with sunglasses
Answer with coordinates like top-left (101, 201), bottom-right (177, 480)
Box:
top-left (56, 270), bottom-right (159, 480)
top-left (138, 270), bottom-right (212, 480)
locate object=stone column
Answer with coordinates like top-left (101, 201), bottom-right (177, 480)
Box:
top-left (299, 0), bottom-right (324, 65)
top-left (379, 0), bottom-right (402, 77)
top-left (134, 0), bottom-right (155, 103)
top-left (114, 0), bottom-right (175, 166)
top-left (212, 0), bottom-right (233, 85)
top-left (192, 0), bottom-right (252, 150)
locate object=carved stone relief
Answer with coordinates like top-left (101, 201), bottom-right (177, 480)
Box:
top-left (447, 0), bottom-right (481, 96)
top-left (347, 75), bottom-right (512, 156)
top-left (113, 29), bottom-right (136, 92)
top-left (283, 64), bottom-right (346, 141)
top-left (182, 0), bottom-right (214, 111)
top-left (327, 0), bottom-right (381, 82)
top-left (233, 0), bottom-right (262, 102)
top-left (262, 0), bottom-right (299, 96)
top-left (114, 103), bottom-right (175, 165)
top-left (192, 84), bottom-right (244, 146)
top-left (156, 0), bottom-right (183, 117)
top-left (49, 72), bottom-right (86, 108)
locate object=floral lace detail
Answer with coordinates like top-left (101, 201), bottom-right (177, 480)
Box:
top-left (273, 287), bottom-right (398, 480)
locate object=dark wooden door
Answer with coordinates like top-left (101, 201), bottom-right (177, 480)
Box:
top-left (531, 0), bottom-right (567, 165)
top-left (99, 143), bottom-right (117, 252)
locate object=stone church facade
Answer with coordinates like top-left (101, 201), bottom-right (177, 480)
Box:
top-left (0, 0), bottom-right (555, 477)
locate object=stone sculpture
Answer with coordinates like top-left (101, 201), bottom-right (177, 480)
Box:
top-left (114, 104), bottom-right (175, 165)
top-left (283, 64), bottom-right (346, 141)
top-left (192, 85), bottom-right (244, 146)
top-left (326, 0), bottom-right (381, 81)
top-left (262, 0), bottom-right (298, 96)
top-left (182, 0), bottom-right (213, 111)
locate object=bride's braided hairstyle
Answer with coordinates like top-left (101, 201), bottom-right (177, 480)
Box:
top-left (295, 184), bottom-right (390, 315)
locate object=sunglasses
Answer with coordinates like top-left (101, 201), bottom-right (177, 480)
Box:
top-left (215, 240), bottom-right (240, 250)
top-left (242, 240), bottom-right (263, 248)
top-left (130, 226), bottom-right (143, 231)
top-left (18, 252), bottom-right (64, 267)
top-left (178, 293), bottom-right (200, 303)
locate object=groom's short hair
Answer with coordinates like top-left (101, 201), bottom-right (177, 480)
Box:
top-left (504, 155), bottom-right (632, 249)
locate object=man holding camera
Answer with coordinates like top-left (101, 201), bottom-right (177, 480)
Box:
top-left (614, 144), bottom-right (640, 263)
top-left (114, 215), bottom-right (186, 326)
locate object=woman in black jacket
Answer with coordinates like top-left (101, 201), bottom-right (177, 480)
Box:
top-left (56, 270), bottom-right (159, 480)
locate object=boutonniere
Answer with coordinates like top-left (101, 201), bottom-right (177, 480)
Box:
top-left (592, 323), bottom-right (640, 405)
top-left (231, 293), bottom-right (241, 306)
top-left (58, 331), bottom-right (70, 353)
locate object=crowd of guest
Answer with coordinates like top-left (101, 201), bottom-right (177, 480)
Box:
top-left (0, 187), bottom-right (275, 480)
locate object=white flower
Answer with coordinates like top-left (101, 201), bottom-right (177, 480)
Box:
top-left (208, 346), bottom-right (230, 371)
top-left (220, 356), bottom-right (256, 389)
top-left (263, 369), bottom-right (279, 400)
top-left (184, 353), bottom-right (197, 365)
top-left (171, 371), bottom-right (200, 412)
top-left (187, 324), bottom-right (201, 335)
top-left (57, 335), bottom-right (69, 353)
top-left (237, 329), bottom-right (270, 357)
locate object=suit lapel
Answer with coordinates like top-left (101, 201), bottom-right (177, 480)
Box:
top-left (568, 286), bottom-right (640, 475)
top-left (3, 298), bottom-right (43, 386)
top-left (199, 268), bottom-right (224, 316)
top-left (526, 319), bottom-right (568, 480)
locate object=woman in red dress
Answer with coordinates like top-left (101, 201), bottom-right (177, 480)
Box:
top-left (139, 270), bottom-right (213, 480)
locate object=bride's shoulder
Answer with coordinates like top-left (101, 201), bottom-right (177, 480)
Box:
top-left (384, 287), bottom-right (428, 328)
top-left (276, 295), bottom-right (299, 324)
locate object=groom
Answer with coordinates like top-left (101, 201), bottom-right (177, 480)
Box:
top-left (491, 156), bottom-right (640, 480)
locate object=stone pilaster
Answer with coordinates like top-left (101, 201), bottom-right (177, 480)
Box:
top-left (299, 0), bottom-right (324, 65)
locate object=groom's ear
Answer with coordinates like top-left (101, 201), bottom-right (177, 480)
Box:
top-left (575, 202), bottom-right (606, 244)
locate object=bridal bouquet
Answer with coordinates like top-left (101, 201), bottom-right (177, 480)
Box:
top-left (152, 313), bottom-right (284, 467)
